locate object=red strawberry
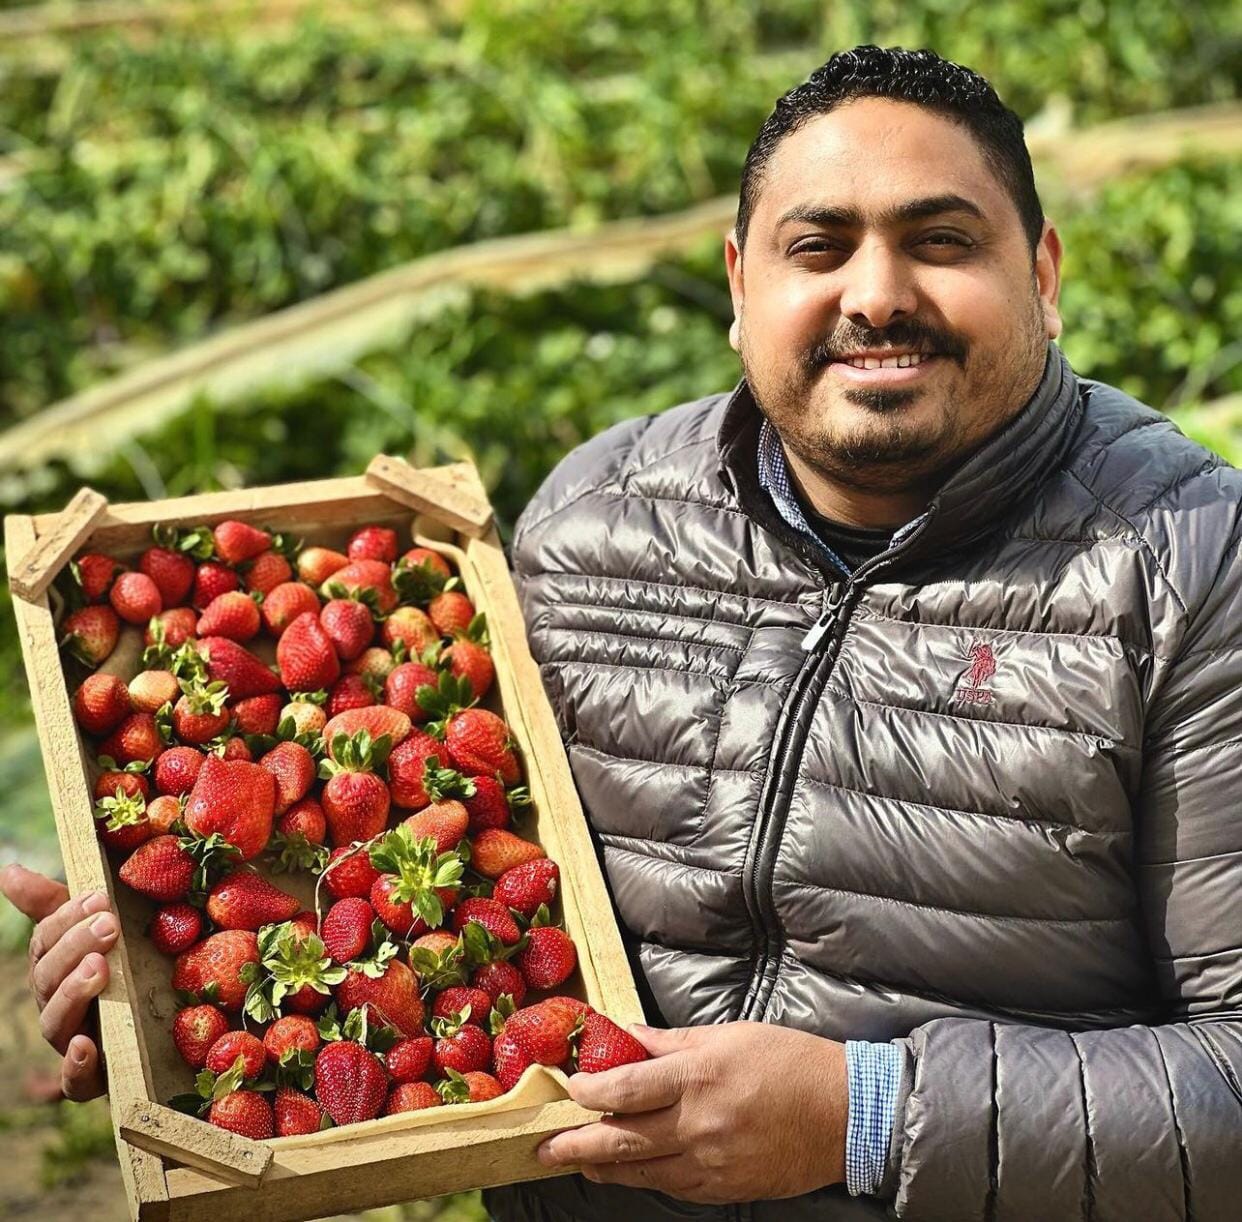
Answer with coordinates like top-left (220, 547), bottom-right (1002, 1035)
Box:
top-left (208, 1090), bottom-right (273, 1139)
top-left (428, 590), bottom-right (475, 639)
top-left (472, 961), bottom-right (527, 1008)
top-left (110, 571), bottom-right (162, 624)
top-left (518, 927), bottom-right (577, 991)
top-left (183, 754), bottom-right (276, 860)
top-left (172, 682), bottom-right (231, 746)
top-left (196, 637), bottom-right (280, 698)
top-left (243, 549), bottom-right (292, 596)
top-left (261, 581), bottom-right (321, 636)
top-left (323, 707), bottom-right (411, 756)
top-left (335, 958), bottom-right (425, 1038)
top-left (443, 636), bottom-right (494, 701)
top-left (469, 829), bottom-right (544, 880)
top-left (491, 1028), bottom-right (533, 1090)
top-left (197, 591), bottom-right (261, 642)
top-left (259, 741), bottom-right (315, 815)
top-left (263, 1015), bottom-right (320, 1065)
top-left (345, 646), bottom-right (399, 682)
top-left (385, 1036), bottom-right (433, 1084)
top-left (172, 1004), bottom-right (230, 1069)
top-left (147, 795), bottom-right (183, 835)
top-left (172, 930), bottom-right (260, 1011)
top-left (348, 526), bottom-right (398, 564)
top-left (320, 599), bottom-right (375, 661)
top-left (367, 826), bottom-right (465, 937)
top-left (206, 1030), bottom-right (266, 1079)
top-left (94, 791), bottom-right (152, 853)
top-left (397, 547), bottom-right (451, 582)
top-left (94, 770), bottom-right (149, 803)
top-left (443, 709), bottom-right (520, 784)
top-left (207, 870), bottom-right (299, 930)
top-left (139, 546), bottom-right (195, 607)
top-left (385, 1081), bottom-right (442, 1114)
top-left (279, 796), bottom-right (326, 844)
top-left (278, 611), bottom-right (341, 691)
top-left (73, 673), bottom-right (131, 736)
top-left (315, 1040), bottom-right (389, 1125)
top-left (118, 835), bottom-right (194, 901)
top-left (370, 875), bottom-right (440, 940)
top-left (326, 674), bottom-right (376, 719)
top-left (213, 520), bottom-right (271, 566)
top-left (463, 776), bottom-right (525, 834)
top-left (504, 1001), bottom-right (579, 1067)
top-left (98, 712), bottom-right (164, 768)
top-left (386, 729), bottom-right (451, 811)
top-left (431, 986), bottom-right (493, 1027)
top-left (192, 562), bottom-right (240, 610)
top-left (574, 1013), bottom-right (651, 1074)
top-left (439, 1069), bottom-right (503, 1103)
top-left (289, 910), bottom-right (319, 939)
top-left (145, 606), bottom-right (199, 650)
top-left (321, 897), bottom-right (375, 964)
top-left (61, 605), bottom-right (119, 665)
top-left (149, 902), bottom-right (202, 955)
top-left (274, 1087), bottom-right (327, 1136)
top-left (493, 859), bottom-right (559, 920)
top-left (297, 546), bottom-right (349, 587)
top-left (381, 606), bottom-right (438, 655)
top-left (431, 1014), bottom-right (492, 1076)
top-left (452, 897), bottom-right (520, 946)
top-left (218, 736), bottom-right (253, 761)
top-left (128, 669), bottom-right (180, 714)
top-left (322, 846), bottom-right (380, 900)
top-left (322, 768), bottom-right (391, 846)
top-left (400, 800), bottom-right (468, 854)
top-left (231, 693), bottom-right (283, 736)
top-left (321, 560), bottom-right (397, 616)
top-left (72, 552), bottom-right (123, 602)
top-left (384, 660), bottom-right (441, 721)
top-left (154, 745), bottom-right (205, 796)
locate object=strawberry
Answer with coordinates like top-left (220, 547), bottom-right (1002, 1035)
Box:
top-left (493, 859), bottom-right (559, 920)
top-left (289, 911), bottom-right (319, 939)
top-left (320, 599), bottom-right (375, 661)
top-left (386, 1081), bottom-right (442, 1113)
top-left (392, 548), bottom-right (452, 604)
top-left (196, 637), bottom-right (281, 698)
top-left (128, 669), bottom-right (180, 714)
top-left (147, 794), bottom-right (183, 834)
top-left (431, 1011), bottom-right (492, 1076)
top-left (518, 925), bottom-right (577, 991)
top-left (61, 605), bottom-right (119, 666)
top-left (452, 897), bottom-right (521, 946)
top-left (231, 693), bottom-right (283, 736)
top-left (321, 897), bottom-right (375, 964)
top-left (119, 835), bottom-right (194, 901)
top-left (442, 708), bottom-right (520, 785)
top-left (197, 591), bottom-right (261, 642)
top-left (280, 797), bottom-right (326, 845)
top-left (322, 845), bottom-right (381, 900)
top-left (574, 1013), bottom-right (651, 1074)
top-left (345, 646), bottom-right (399, 682)
top-left (386, 729), bottom-right (452, 810)
top-left (73, 673), bottom-right (131, 736)
top-left (336, 956), bottom-right (425, 1038)
top-left (321, 560), bottom-right (397, 616)
top-left (348, 526), bottom-right (399, 564)
top-left (183, 754), bottom-right (276, 860)
top-left (281, 699), bottom-right (327, 738)
top-left (172, 1004), bottom-right (230, 1069)
top-left (443, 634), bottom-right (494, 701)
top-left (206, 1030), bottom-right (266, 1079)
top-left (400, 799), bottom-right (468, 854)
top-left (207, 870), bottom-right (299, 930)
top-left (208, 1089), bottom-right (273, 1139)
top-left (263, 1015), bottom-right (320, 1065)
top-left (368, 825), bottom-right (466, 936)
top-left (218, 736), bottom-right (253, 761)
top-left (149, 902), bottom-right (202, 955)
top-left (110, 571), bottom-right (162, 624)
top-left (72, 552), bottom-right (123, 602)
top-left (397, 547), bottom-right (451, 581)
top-left (192, 562), bottom-right (240, 610)
top-left (431, 986), bottom-right (493, 1027)
top-left (173, 930), bottom-right (260, 1011)
top-left (259, 741), bottom-right (315, 815)
top-left (320, 733), bottom-right (393, 845)
top-left (172, 681), bottom-right (231, 746)
top-left (98, 712), bottom-right (164, 768)
top-left (381, 606), bottom-right (438, 655)
top-left (139, 546), bottom-right (195, 607)
top-left (154, 745), bottom-right (205, 796)
top-left (384, 660), bottom-right (442, 720)
top-left (274, 1087), bottom-right (327, 1135)
top-left (410, 929), bottom-right (460, 960)
top-left (94, 791), bottom-right (152, 853)
top-left (491, 1028), bottom-right (534, 1090)
top-left (242, 921), bottom-right (344, 1021)
top-left (243, 549), bottom-right (292, 596)
top-left (438, 1069), bottom-right (503, 1103)
top-left (261, 581), bottom-right (320, 636)
top-left (385, 1036), bottom-right (433, 1084)
top-left (145, 606), bottom-right (199, 650)
top-left (315, 1040), bottom-right (389, 1126)
top-left (504, 1001), bottom-right (579, 1067)
top-left (428, 590), bottom-right (475, 639)
top-left (213, 520), bottom-right (271, 566)
top-left (297, 546), bottom-right (349, 587)
top-left (323, 707), bottom-right (411, 756)
top-left (278, 611), bottom-right (341, 691)
top-left (464, 777), bottom-right (528, 834)
top-left (472, 960), bottom-right (527, 1008)
top-left (94, 769), bottom-right (149, 803)
top-left (469, 829), bottom-right (544, 880)
top-left (326, 674), bottom-right (376, 719)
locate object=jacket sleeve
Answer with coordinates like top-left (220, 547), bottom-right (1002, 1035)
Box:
top-left (886, 527), bottom-right (1242, 1222)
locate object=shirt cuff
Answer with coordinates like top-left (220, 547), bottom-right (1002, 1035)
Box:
top-left (844, 1039), bottom-right (903, 1197)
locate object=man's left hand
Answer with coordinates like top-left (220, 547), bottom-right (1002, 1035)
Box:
top-left (537, 1021), bottom-right (848, 1205)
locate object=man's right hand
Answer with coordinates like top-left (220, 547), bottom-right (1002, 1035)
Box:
top-left (0, 862), bottom-right (118, 1101)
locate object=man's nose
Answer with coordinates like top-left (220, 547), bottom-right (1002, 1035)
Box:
top-left (836, 241), bottom-right (918, 329)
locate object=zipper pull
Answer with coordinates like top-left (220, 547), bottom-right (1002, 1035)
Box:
top-left (800, 585), bottom-right (848, 652)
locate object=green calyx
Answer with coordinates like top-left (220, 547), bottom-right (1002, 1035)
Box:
top-left (96, 755), bottom-right (150, 775)
top-left (243, 920), bottom-right (346, 1023)
top-left (317, 1002), bottom-right (398, 1053)
top-left (178, 678), bottom-right (230, 716)
top-left (319, 729), bottom-right (392, 777)
top-left (268, 830), bottom-right (329, 874)
top-left (180, 831), bottom-right (242, 897)
top-left (154, 523), bottom-right (215, 562)
top-left (422, 760), bottom-right (476, 803)
top-left (391, 558), bottom-right (450, 606)
top-left (435, 1067), bottom-right (473, 1104)
top-left (368, 826), bottom-right (465, 929)
top-left (93, 790), bottom-right (147, 831)
top-left (488, 993), bottom-right (516, 1037)
top-left (245, 712), bottom-right (324, 758)
top-left (419, 673), bottom-right (477, 737)
top-left (408, 938), bottom-right (467, 991)
top-left (430, 1006), bottom-right (471, 1039)
top-left (274, 1047), bottom-right (316, 1092)
top-left (352, 922), bottom-right (401, 979)
top-left (456, 613), bottom-right (490, 646)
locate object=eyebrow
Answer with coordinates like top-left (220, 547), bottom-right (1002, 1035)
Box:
top-left (776, 193), bottom-right (987, 231)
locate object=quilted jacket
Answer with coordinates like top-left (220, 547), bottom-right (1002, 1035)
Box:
top-left (486, 345), bottom-right (1242, 1221)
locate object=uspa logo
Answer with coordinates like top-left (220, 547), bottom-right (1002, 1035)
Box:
top-left (954, 641), bottom-right (996, 704)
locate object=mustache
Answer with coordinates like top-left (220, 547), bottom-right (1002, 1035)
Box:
top-left (801, 322), bottom-right (968, 373)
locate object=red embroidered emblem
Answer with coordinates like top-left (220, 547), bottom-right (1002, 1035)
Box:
top-left (954, 642), bottom-right (996, 704)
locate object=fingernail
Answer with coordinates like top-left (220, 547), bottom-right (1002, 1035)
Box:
top-left (70, 1039), bottom-right (88, 1067)
top-left (90, 913), bottom-right (116, 937)
top-left (80, 958), bottom-right (98, 980)
top-left (81, 891), bottom-right (109, 915)
top-left (537, 1140), bottom-right (558, 1166)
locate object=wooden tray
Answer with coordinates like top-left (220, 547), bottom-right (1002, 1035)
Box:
top-left (5, 457), bottom-right (643, 1222)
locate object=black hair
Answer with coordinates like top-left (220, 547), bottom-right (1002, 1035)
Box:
top-left (736, 45), bottom-right (1044, 255)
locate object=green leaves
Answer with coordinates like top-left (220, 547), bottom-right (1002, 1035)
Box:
top-left (368, 825), bottom-right (466, 929)
top-left (243, 919), bottom-right (346, 1023)
top-left (318, 729), bottom-right (392, 777)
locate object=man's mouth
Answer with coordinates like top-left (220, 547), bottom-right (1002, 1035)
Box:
top-left (836, 351), bottom-right (935, 370)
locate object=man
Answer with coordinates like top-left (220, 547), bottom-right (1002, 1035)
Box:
top-left (4, 44), bottom-right (1240, 1222)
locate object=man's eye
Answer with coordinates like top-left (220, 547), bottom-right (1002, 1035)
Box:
top-left (921, 233), bottom-right (970, 247)
top-left (790, 240), bottom-right (841, 256)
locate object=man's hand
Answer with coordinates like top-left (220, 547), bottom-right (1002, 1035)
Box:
top-left (537, 1021), bottom-right (848, 1205)
top-left (0, 863), bottom-right (117, 1101)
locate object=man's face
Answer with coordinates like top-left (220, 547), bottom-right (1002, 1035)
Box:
top-left (725, 98), bottom-right (1062, 499)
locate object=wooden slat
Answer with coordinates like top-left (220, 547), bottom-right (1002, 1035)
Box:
top-left (119, 1102), bottom-right (273, 1189)
top-left (365, 455), bottom-right (493, 537)
top-left (8, 487), bottom-right (108, 602)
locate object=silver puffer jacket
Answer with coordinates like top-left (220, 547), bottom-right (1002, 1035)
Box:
top-left (486, 346), bottom-right (1242, 1222)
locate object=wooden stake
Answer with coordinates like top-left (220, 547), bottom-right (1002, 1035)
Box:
top-left (365, 455), bottom-right (493, 537)
top-left (8, 487), bottom-right (108, 601)
top-left (119, 1102), bottom-right (273, 1189)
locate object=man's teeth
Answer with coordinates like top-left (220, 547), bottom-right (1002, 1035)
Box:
top-left (841, 353), bottom-right (932, 369)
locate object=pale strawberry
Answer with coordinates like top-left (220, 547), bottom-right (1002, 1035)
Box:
top-left (321, 560), bottom-right (397, 616)
top-left (128, 669), bottom-right (180, 714)
top-left (205, 1030), bottom-right (266, 1079)
top-left (493, 859), bottom-right (559, 920)
top-left (149, 902), bottom-right (202, 955)
top-left (347, 525), bottom-right (399, 563)
top-left (154, 745), bottom-right (205, 796)
top-left (574, 1013), bottom-right (651, 1074)
top-left (427, 590), bottom-right (475, 639)
top-left (172, 1004), bottom-right (230, 1068)
top-left (139, 546), bottom-right (195, 607)
top-left (469, 829), bottom-right (544, 880)
top-left (183, 754), bottom-right (276, 860)
top-left (281, 699), bottom-right (327, 737)
top-left (259, 741), bottom-right (316, 815)
top-left (208, 1089), bottom-right (273, 1139)
top-left (321, 897), bottom-right (375, 964)
top-left (73, 673), bottom-right (131, 736)
top-left (110, 571), bottom-right (162, 624)
top-left (213, 520), bottom-right (271, 566)
top-left (243, 549), bottom-right (292, 596)
top-left (381, 606), bottom-right (438, 655)
top-left (197, 591), bottom-right (261, 642)
top-left (192, 562), bottom-right (240, 610)
top-left (72, 552), bottom-right (123, 602)
top-left (278, 611), bottom-right (341, 691)
top-left (61, 605), bottom-right (119, 665)
top-left (172, 930), bottom-right (260, 1011)
top-left (196, 636), bottom-right (281, 698)
top-left (207, 870), bottom-right (300, 930)
top-left (231, 693), bottom-right (283, 736)
top-left (146, 794), bottom-right (183, 835)
top-left (386, 1081), bottom-right (442, 1113)
top-left (320, 598), bottom-right (375, 661)
top-left (323, 706), bottom-right (411, 756)
top-left (274, 1087), bottom-right (327, 1135)
top-left (315, 1041), bottom-right (389, 1126)
top-left (296, 546), bottom-right (349, 587)
top-left (345, 646), bottom-right (399, 682)
top-left (261, 581), bottom-right (321, 636)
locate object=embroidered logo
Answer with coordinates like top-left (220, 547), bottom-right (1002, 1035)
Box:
top-left (953, 642), bottom-right (996, 705)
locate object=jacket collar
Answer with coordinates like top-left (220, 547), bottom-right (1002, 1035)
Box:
top-left (716, 343), bottom-right (1083, 568)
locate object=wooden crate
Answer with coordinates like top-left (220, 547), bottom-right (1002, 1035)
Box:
top-left (5, 457), bottom-right (643, 1222)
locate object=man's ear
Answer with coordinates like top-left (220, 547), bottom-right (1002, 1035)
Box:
top-left (1036, 221), bottom-right (1063, 341)
top-left (724, 229), bottom-right (744, 353)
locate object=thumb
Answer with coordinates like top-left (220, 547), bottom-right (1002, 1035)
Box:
top-left (626, 1023), bottom-right (698, 1057)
